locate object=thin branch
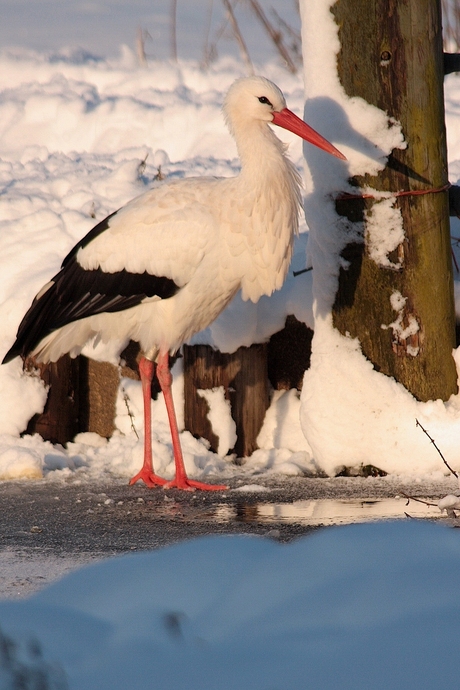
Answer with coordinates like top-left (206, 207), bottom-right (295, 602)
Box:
top-left (247, 0), bottom-right (297, 73)
top-left (118, 368), bottom-right (139, 439)
top-left (400, 492), bottom-right (439, 508)
top-left (293, 267), bottom-right (312, 277)
top-left (270, 7), bottom-right (302, 65)
top-left (222, 0), bottom-right (253, 74)
top-left (202, 0), bottom-right (216, 67)
top-left (123, 389), bottom-right (139, 438)
top-left (415, 418), bottom-right (458, 478)
top-left (136, 27), bottom-right (149, 67)
top-left (401, 492), bottom-right (459, 518)
top-left (270, 8), bottom-right (301, 44)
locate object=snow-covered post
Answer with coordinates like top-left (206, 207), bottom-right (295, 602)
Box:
top-left (301, 0), bottom-right (457, 403)
top-left (299, 0), bottom-right (460, 475)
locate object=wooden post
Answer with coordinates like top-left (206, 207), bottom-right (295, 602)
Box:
top-left (183, 343), bottom-right (269, 460)
top-left (77, 358), bottom-right (118, 438)
top-left (27, 340), bottom-right (144, 444)
top-left (25, 355), bottom-right (81, 445)
top-left (331, 0), bottom-right (457, 401)
top-left (78, 341), bottom-right (144, 438)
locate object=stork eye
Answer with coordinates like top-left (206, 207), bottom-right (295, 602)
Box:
top-left (258, 96), bottom-right (273, 106)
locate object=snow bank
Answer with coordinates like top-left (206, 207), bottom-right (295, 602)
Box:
top-left (0, 522), bottom-right (460, 689)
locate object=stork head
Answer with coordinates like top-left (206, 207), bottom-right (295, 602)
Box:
top-left (223, 76), bottom-right (346, 160)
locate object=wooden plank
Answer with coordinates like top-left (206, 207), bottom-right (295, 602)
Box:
top-left (183, 343), bottom-right (269, 460)
top-left (25, 355), bottom-right (81, 445)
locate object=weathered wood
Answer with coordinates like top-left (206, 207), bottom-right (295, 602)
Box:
top-left (331, 0), bottom-right (457, 401)
top-left (78, 341), bottom-right (145, 438)
top-left (183, 343), bottom-right (269, 460)
top-left (77, 358), bottom-right (119, 438)
top-left (25, 355), bottom-right (81, 445)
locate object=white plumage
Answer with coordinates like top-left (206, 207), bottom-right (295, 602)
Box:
top-left (3, 76), bottom-right (345, 491)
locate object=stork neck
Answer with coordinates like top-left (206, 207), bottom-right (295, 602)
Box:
top-left (236, 122), bottom-right (292, 185)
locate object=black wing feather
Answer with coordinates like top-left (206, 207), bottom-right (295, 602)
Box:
top-left (3, 243), bottom-right (180, 363)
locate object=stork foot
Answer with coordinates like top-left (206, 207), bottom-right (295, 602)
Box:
top-left (164, 476), bottom-right (228, 491)
top-left (129, 469), bottom-right (168, 488)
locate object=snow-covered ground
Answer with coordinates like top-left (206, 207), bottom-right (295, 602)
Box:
top-left (2, 29), bottom-right (460, 484)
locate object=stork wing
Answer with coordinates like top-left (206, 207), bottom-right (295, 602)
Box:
top-left (3, 177), bottom-right (222, 363)
top-left (74, 178), bottom-right (221, 287)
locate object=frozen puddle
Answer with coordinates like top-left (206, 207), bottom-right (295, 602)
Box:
top-left (0, 497), bottom-right (444, 599)
top-left (213, 497), bottom-right (442, 526)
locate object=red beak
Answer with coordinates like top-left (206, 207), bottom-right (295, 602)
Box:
top-left (272, 108), bottom-right (346, 161)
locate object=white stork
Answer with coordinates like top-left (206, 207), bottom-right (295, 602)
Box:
top-left (2, 76), bottom-right (345, 491)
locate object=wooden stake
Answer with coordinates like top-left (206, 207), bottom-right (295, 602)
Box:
top-left (331, 0), bottom-right (457, 402)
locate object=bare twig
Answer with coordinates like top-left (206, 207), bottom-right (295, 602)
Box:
top-left (247, 0), bottom-right (297, 73)
top-left (400, 492), bottom-right (458, 518)
top-left (400, 492), bottom-right (439, 508)
top-left (442, 0), bottom-right (460, 51)
top-left (293, 267), bottom-right (312, 277)
top-left (222, 0), bottom-right (253, 74)
top-left (123, 390), bottom-right (139, 438)
top-left (202, 0), bottom-right (216, 67)
top-left (415, 418), bottom-right (458, 478)
top-left (270, 7), bottom-right (302, 65)
top-left (270, 8), bottom-right (301, 44)
top-left (118, 370), bottom-right (139, 439)
top-left (154, 165), bottom-right (165, 181)
top-left (136, 27), bottom-right (150, 67)
top-left (137, 152), bottom-right (149, 179)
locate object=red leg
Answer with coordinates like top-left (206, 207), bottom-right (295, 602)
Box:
top-left (156, 351), bottom-right (228, 491)
top-left (129, 356), bottom-right (167, 487)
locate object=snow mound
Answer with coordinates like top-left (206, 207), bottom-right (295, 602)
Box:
top-left (0, 521), bottom-right (459, 688)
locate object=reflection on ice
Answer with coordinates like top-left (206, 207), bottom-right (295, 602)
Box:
top-left (213, 497), bottom-right (441, 526)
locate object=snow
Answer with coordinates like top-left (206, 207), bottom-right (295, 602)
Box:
top-left (197, 387), bottom-right (237, 456)
top-left (1, 522), bottom-right (460, 688)
top-left (1, 0), bottom-right (460, 486)
top-left (382, 290), bottom-right (421, 357)
top-left (365, 197), bottom-right (405, 268)
top-left (438, 493), bottom-right (460, 512)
